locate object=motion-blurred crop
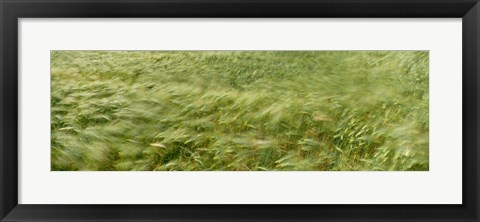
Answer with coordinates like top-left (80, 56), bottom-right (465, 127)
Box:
top-left (51, 51), bottom-right (429, 171)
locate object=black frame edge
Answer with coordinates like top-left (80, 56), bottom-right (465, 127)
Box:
top-left (0, 0), bottom-right (478, 18)
top-left (1, 0), bottom-right (479, 222)
top-left (463, 2), bottom-right (480, 222)
top-left (0, 0), bottom-right (19, 221)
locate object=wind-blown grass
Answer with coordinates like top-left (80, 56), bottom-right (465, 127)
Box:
top-left (51, 51), bottom-right (429, 171)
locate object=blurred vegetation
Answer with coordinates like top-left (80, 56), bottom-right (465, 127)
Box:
top-left (51, 51), bottom-right (429, 171)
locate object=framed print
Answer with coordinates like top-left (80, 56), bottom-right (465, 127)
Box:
top-left (1, 0), bottom-right (479, 221)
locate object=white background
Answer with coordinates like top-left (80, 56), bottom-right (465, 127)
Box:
top-left (19, 19), bottom-right (462, 204)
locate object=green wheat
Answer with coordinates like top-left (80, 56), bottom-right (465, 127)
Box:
top-left (51, 51), bottom-right (429, 171)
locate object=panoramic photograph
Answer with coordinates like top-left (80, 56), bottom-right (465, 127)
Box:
top-left (51, 51), bottom-right (429, 171)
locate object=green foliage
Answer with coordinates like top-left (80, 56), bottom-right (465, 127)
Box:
top-left (51, 51), bottom-right (429, 171)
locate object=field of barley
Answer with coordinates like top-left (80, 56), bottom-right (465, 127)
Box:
top-left (51, 51), bottom-right (429, 171)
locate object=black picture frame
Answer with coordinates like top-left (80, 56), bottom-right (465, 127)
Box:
top-left (1, 0), bottom-right (479, 221)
